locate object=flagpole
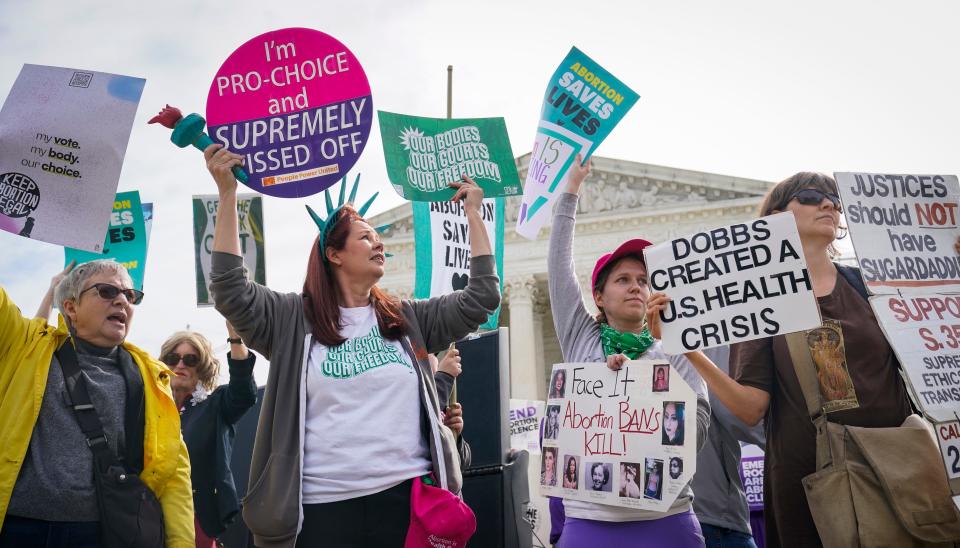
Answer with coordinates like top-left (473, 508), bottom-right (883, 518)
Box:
top-left (446, 65), bottom-right (460, 414)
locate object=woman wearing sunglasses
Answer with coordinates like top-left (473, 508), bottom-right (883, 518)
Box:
top-left (0, 260), bottom-right (194, 548)
top-left (201, 144), bottom-right (498, 548)
top-left (646, 172), bottom-right (950, 546)
top-left (159, 323), bottom-right (257, 548)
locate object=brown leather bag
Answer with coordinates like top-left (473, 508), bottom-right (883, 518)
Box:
top-left (786, 332), bottom-right (960, 547)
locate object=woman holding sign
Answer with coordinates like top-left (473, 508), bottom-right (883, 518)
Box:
top-left (547, 156), bottom-right (710, 547)
top-left (202, 145), bottom-right (498, 548)
top-left (646, 173), bottom-right (917, 547)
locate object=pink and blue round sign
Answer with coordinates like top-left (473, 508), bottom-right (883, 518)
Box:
top-left (206, 28), bottom-right (372, 198)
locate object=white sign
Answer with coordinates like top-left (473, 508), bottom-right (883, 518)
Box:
top-left (509, 399), bottom-right (544, 454)
top-left (0, 64), bottom-right (144, 251)
top-left (835, 172), bottom-right (960, 295)
top-left (515, 121), bottom-right (591, 240)
top-left (935, 420), bottom-right (960, 481)
top-left (870, 293), bottom-right (960, 423)
top-left (539, 361), bottom-right (698, 511)
top-left (644, 212), bottom-right (822, 354)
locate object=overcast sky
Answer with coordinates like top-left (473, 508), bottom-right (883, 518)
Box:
top-left (1, 0), bottom-right (958, 383)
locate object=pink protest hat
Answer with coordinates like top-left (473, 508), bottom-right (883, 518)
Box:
top-left (591, 238), bottom-right (654, 290)
top-left (404, 477), bottom-right (476, 548)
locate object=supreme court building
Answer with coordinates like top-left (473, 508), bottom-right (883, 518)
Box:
top-left (370, 153), bottom-right (775, 402)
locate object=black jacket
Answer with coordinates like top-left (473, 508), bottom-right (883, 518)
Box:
top-left (180, 352), bottom-right (258, 538)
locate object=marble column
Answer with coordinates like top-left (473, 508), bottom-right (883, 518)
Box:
top-left (505, 275), bottom-right (544, 400)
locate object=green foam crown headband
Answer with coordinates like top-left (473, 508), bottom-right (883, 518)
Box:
top-left (305, 173), bottom-right (391, 262)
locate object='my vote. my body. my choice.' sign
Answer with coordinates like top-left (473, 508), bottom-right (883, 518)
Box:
top-left (644, 212), bottom-right (821, 354)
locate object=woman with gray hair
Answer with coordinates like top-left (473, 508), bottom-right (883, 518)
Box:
top-left (159, 324), bottom-right (257, 548)
top-left (0, 259), bottom-right (194, 548)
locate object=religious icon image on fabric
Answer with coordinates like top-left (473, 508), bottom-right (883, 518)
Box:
top-left (805, 319), bottom-right (859, 413)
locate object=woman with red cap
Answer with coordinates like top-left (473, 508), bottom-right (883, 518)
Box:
top-left (547, 156), bottom-right (710, 547)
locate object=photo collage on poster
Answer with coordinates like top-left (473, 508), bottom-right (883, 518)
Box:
top-left (541, 362), bottom-right (697, 510)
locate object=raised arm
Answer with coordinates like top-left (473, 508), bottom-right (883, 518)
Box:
top-left (204, 144), bottom-right (293, 357)
top-left (547, 157), bottom-right (598, 359)
top-left (220, 320), bottom-right (258, 425)
top-left (409, 180), bottom-right (500, 352)
top-left (34, 260), bottom-right (75, 321)
top-left (648, 293), bottom-right (770, 426)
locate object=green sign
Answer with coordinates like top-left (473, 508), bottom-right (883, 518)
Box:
top-left (64, 190), bottom-right (149, 290)
top-left (192, 194), bottom-right (266, 306)
top-left (378, 111), bottom-right (522, 201)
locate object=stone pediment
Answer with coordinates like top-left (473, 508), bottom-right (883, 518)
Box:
top-left (369, 153), bottom-right (773, 239)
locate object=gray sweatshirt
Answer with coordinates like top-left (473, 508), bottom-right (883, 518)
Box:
top-left (548, 192), bottom-right (711, 522)
top-left (210, 251), bottom-right (499, 548)
top-left (690, 345), bottom-right (765, 534)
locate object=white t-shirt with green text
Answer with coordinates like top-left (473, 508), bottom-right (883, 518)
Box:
top-left (302, 305), bottom-right (431, 503)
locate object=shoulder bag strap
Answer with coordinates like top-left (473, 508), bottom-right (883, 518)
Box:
top-left (785, 331), bottom-right (834, 469)
top-left (56, 340), bottom-right (120, 471)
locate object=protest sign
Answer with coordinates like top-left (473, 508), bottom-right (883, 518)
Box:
top-left (540, 361), bottom-right (698, 511)
top-left (835, 172), bottom-right (960, 295)
top-left (870, 293), bottom-right (960, 423)
top-left (516, 47), bottom-right (638, 240)
top-left (193, 194), bottom-right (266, 306)
top-left (644, 212), bottom-right (821, 354)
top-left (510, 399), bottom-right (545, 454)
top-left (206, 28), bottom-right (372, 198)
top-left (377, 111), bottom-right (521, 201)
top-left (935, 420), bottom-right (960, 489)
top-left (64, 191), bottom-right (149, 290)
top-left (739, 446), bottom-right (765, 512)
top-left (0, 64), bottom-right (144, 251)
top-left (413, 198), bottom-right (504, 330)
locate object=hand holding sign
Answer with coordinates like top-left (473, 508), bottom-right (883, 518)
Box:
top-left (564, 155), bottom-right (592, 195)
top-left (204, 144), bottom-right (246, 196)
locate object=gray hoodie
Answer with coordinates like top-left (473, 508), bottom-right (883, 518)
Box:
top-left (210, 251), bottom-right (499, 548)
top-left (548, 192), bottom-right (711, 522)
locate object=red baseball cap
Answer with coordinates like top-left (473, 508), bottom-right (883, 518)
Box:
top-left (591, 238), bottom-right (654, 291)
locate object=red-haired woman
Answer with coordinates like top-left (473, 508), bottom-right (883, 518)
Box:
top-left (202, 145), bottom-right (499, 548)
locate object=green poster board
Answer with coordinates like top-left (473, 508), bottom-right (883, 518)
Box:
top-left (378, 111), bottom-right (522, 201)
top-left (64, 190), bottom-right (149, 290)
top-left (192, 194), bottom-right (266, 306)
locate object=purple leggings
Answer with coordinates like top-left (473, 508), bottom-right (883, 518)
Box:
top-left (556, 509), bottom-right (705, 548)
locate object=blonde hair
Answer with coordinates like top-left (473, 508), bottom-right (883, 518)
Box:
top-left (159, 331), bottom-right (221, 392)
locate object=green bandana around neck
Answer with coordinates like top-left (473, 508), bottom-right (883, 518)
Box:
top-left (599, 322), bottom-right (656, 360)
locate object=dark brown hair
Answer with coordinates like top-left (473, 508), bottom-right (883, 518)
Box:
top-left (758, 172), bottom-right (845, 256)
top-left (302, 206), bottom-right (406, 347)
top-left (592, 254), bottom-right (645, 324)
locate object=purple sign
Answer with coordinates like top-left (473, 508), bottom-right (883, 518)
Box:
top-left (206, 28), bottom-right (373, 198)
top-left (739, 455), bottom-right (764, 512)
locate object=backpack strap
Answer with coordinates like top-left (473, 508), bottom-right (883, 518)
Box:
top-left (836, 263), bottom-right (869, 301)
top-left (56, 339), bottom-right (123, 472)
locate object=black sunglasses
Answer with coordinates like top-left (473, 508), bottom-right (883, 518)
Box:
top-left (82, 283), bottom-right (144, 305)
top-left (788, 188), bottom-right (842, 212)
top-left (161, 352), bottom-right (200, 368)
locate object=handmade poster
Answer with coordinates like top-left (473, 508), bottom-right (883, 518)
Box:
top-left (739, 445), bottom-right (765, 512)
top-left (516, 47), bottom-right (638, 240)
top-left (935, 421), bottom-right (960, 486)
top-left (377, 111), bottom-right (521, 201)
top-left (206, 28), bottom-right (372, 198)
top-left (0, 64), bottom-right (144, 251)
top-left (193, 194), bottom-right (266, 306)
top-left (834, 172), bottom-right (960, 295)
top-left (412, 198), bottom-right (504, 330)
top-left (644, 212), bottom-right (822, 354)
top-left (870, 293), bottom-right (960, 423)
top-left (540, 361), bottom-right (698, 511)
top-left (510, 399), bottom-right (545, 454)
top-left (64, 191), bottom-right (149, 290)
